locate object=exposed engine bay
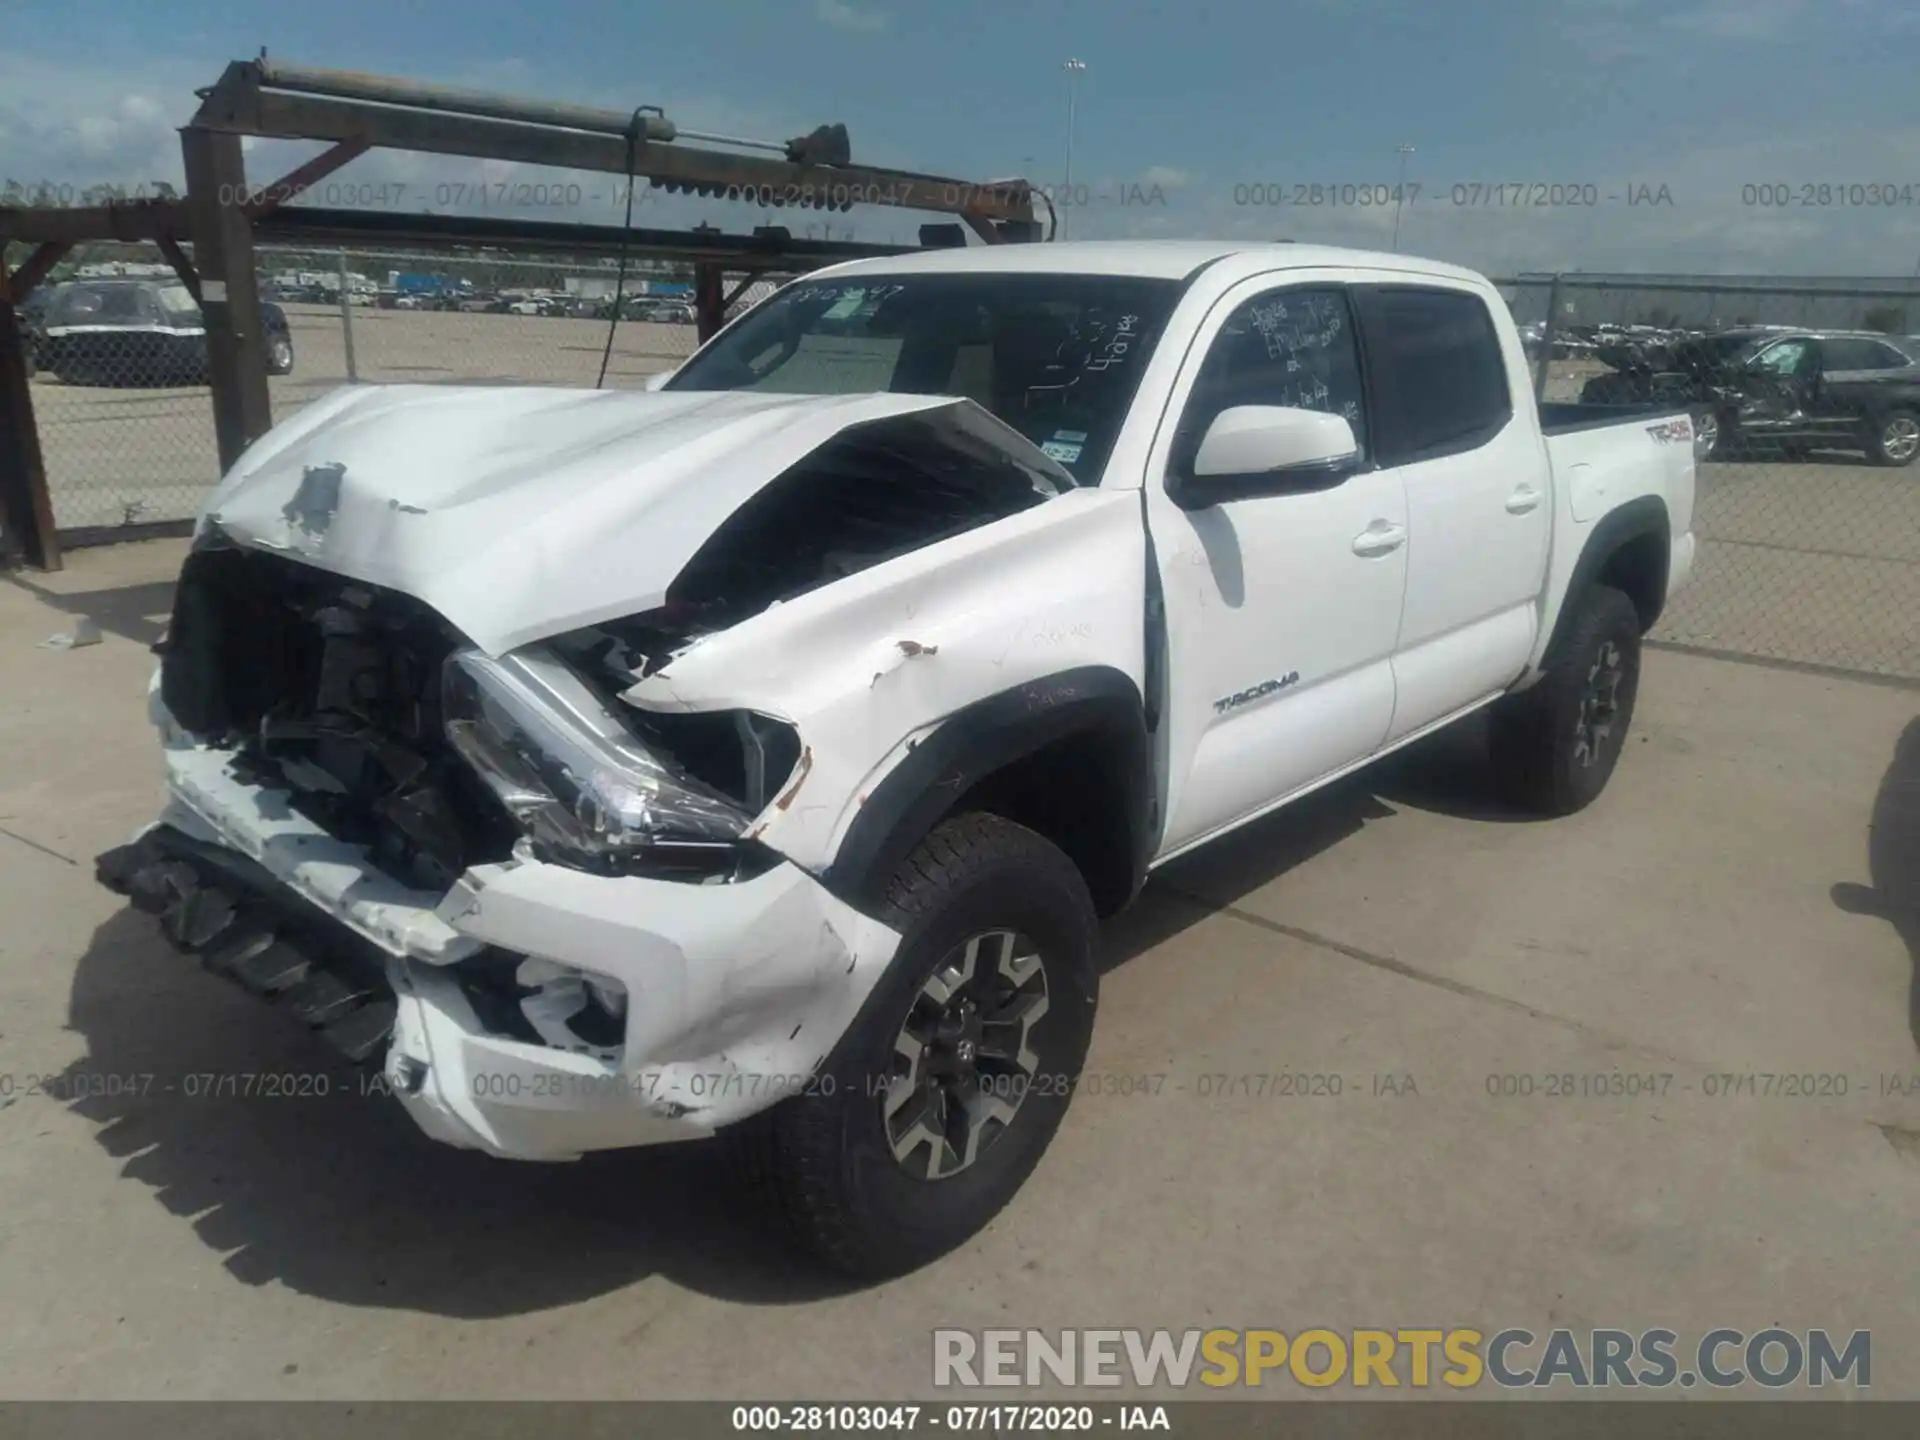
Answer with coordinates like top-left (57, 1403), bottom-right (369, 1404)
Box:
top-left (556, 410), bottom-right (1062, 678)
top-left (161, 546), bottom-right (521, 892)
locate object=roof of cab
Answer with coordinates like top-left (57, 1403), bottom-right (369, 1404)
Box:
top-left (810, 238), bottom-right (1489, 286)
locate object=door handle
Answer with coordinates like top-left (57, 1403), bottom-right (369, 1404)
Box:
top-left (1351, 522), bottom-right (1407, 557)
top-left (1505, 486), bottom-right (1542, 514)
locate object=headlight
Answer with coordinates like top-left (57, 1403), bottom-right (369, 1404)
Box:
top-left (442, 647), bottom-right (752, 875)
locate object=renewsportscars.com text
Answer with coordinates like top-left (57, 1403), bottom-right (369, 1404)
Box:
top-left (932, 1327), bottom-right (1871, 1390)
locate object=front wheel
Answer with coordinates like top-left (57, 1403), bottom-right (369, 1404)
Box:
top-left (736, 813), bottom-right (1099, 1279)
top-left (267, 336), bottom-right (295, 376)
top-left (1866, 409), bottom-right (1920, 468)
top-left (1489, 584), bottom-right (1644, 816)
top-left (1688, 407), bottom-right (1721, 459)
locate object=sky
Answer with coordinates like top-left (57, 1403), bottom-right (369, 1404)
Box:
top-left (4, 0), bottom-right (1920, 276)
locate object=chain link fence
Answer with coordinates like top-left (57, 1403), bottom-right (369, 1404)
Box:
top-left (22, 261), bottom-right (225, 539)
top-left (21, 244), bottom-right (761, 541)
top-left (1498, 276), bottom-right (1920, 682)
top-left (18, 254), bottom-right (1920, 682)
top-left (264, 246), bottom-right (741, 394)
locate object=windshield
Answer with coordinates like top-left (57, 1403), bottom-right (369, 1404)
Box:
top-left (1680, 334), bottom-right (1770, 369)
top-left (155, 284), bottom-right (203, 319)
top-left (46, 283), bottom-right (160, 326)
top-left (665, 272), bottom-right (1183, 484)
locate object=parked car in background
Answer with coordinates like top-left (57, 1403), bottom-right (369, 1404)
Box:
top-left (35, 279), bottom-right (294, 385)
top-left (1580, 327), bottom-right (1920, 465)
top-left (639, 299), bottom-right (696, 324)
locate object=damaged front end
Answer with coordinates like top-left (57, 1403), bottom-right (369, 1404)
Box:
top-left (99, 388), bottom-right (1085, 1158)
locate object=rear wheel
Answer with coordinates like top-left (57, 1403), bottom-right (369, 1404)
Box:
top-left (267, 336), bottom-right (295, 376)
top-left (734, 813), bottom-right (1099, 1279)
top-left (1867, 409), bottom-right (1920, 467)
top-left (1489, 584), bottom-right (1643, 816)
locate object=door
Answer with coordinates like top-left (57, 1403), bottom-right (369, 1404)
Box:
top-left (1816, 337), bottom-right (1917, 445)
top-left (1350, 285), bottom-right (1551, 742)
top-left (1147, 278), bottom-right (1409, 858)
top-left (1737, 335), bottom-right (1824, 438)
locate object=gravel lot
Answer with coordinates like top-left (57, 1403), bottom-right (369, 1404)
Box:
top-left (23, 312), bottom-right (1920, 679)
top-left (1, 539), bottom-right (1917, 1400)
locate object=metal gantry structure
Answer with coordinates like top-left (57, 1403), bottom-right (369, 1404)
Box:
top-left (0, 57), bottom-right (1043, 569)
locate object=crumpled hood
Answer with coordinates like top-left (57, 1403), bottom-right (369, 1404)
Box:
top-left (200, 384), bottom-right (968, 654)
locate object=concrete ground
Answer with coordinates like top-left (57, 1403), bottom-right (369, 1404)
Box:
top-left (1, 539), bottom-right (1917, 1400)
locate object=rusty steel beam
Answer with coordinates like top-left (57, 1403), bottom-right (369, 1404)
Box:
top-left (155, 236), bottom-right (201, 301)
top-left (183, 126), bottom-right (273, 471)
top-left (694, 262), bottom-right (726, 343)
top-left (252, 205), bottom-right (911, 268)
top-left (241, 136), bottom-right (372, 219)
top-left (253, 60), bottom-right (681, 143)
top-left (0, 242), bottom-right (74, 305)
top-left (961, 214), bottom-right (1003, 246)
top-left (0, 203), bottom-right (183, 246)
top-left (193, 66), bottom-right (1034, 227)
top-left (0, 256), bottom-right (61, 569)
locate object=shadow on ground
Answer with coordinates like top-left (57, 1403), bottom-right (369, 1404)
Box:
top-left (3, 573), bottom-right (175, 648)
top-left (60, 908), bottom-right (862, 1315)
top-left (58, 721), bottom-right (1520, 1316)
top-left (1833, 717), bottom-right (1920, 1049)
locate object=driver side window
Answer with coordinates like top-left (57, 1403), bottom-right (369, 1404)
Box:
top-left (1175, 287), bottom-right (1368, 467)
top-left (1751, 339), bottom-right (1814, 376)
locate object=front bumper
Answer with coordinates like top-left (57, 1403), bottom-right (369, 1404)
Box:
top-left (102, 741), bottom-right (901, 1161)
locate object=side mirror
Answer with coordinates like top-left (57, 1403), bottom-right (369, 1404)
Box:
top-left (643, 369), bottom-right (674, 392)
top-left (1170, 405), bottom-right (1360, 510)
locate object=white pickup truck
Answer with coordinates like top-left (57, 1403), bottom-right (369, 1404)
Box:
top-left (99, 240), bottom-right (1697, 1278)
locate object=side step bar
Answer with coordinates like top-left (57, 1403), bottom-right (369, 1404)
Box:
top-left (96, 827), bottom-right (399, 1064)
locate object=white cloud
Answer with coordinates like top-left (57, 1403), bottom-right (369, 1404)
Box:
top-left (815, 0), bottom-right (889, 32)
top-left (1138, 165), bottom-right (1191, 190)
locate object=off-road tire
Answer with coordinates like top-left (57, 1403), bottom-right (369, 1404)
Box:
top-left (1489, 583), bottom-right (1643, 816)
top-left (731, 812), bottom-right (1099, 1280)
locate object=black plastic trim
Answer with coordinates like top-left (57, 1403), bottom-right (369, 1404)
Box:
top-left (1544, 494), bottom-right (1671, 658)
top-left (817, 666), bottom-right (1154, 913)
top-left (95, 825), bottom-right (401, 1065)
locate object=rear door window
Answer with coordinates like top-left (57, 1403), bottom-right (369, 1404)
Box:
top-left (1352, 286), bottom-right (1513, 466)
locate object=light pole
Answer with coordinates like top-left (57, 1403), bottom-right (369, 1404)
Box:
top-left (1061, 58), bottom-right (1087, 240)
top-left (1390, 144), bottom-right (1415, 252)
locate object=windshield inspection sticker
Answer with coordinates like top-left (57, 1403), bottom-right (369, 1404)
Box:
top-left (1041, 438), bottom-right (1085, 464)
